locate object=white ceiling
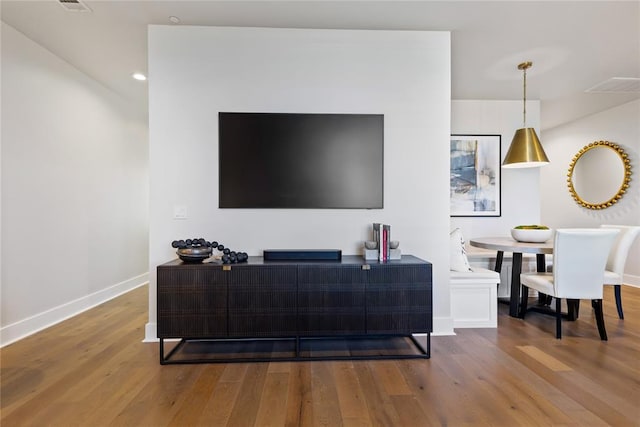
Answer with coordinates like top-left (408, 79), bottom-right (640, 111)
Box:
top-left (2, 0), bottom-right (639, 130)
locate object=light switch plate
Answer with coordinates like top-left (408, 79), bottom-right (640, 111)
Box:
top-left (173, 205), bottom-right (187, 220)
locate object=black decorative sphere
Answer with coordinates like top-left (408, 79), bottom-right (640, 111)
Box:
top-left (170, 238), bottom-right (248, 264)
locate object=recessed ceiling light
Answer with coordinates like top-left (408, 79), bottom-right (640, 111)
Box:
top-left (132, 73), bottom-right (147, 81)
top-left (169, 16), bottom-right (181, 24)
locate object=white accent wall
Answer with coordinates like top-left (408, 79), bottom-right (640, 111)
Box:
top-left (451, 100), bottom-right (543, 300)
top-left (1, 23), bottom-right (149, 346)
top-left (451, 100), bottom-right (543, 238)
top-left (541, 99), bottom-right (640, 285)
top-left (147, 26), bottom-right (453, 338)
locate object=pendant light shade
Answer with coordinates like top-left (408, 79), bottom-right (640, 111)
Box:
top-left (502, 62), bottom-right (550, 168)
top-left (502, 128), bottom-right (550, 168)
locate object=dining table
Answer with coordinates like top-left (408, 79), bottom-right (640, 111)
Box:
top-left (469, 237), bottom-right (553, 318)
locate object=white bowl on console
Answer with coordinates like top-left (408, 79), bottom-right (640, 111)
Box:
top-left (511, 228), bottom-right (553, 243)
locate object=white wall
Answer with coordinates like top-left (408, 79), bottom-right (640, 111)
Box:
top-left (451, 100), bottom-right (542, 239)
top-left (541, 99), bottom-right (640, 285)
top-left (1, 23), bottom-right (149, 346)
top-left (147, 26), bottom-right (453, 338)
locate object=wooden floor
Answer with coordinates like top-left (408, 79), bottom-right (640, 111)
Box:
top-left (2, 285), bottom-right (639, 427)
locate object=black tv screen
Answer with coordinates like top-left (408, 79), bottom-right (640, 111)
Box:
top-left (218, 112), bottom-right (383, 209)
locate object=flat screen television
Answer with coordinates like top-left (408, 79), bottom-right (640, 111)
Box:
top-left (218, 112), bottom-right (383, 209)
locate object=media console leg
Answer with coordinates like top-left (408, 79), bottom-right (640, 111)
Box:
top-left (159, 338), bottom-right (187, 364)
top-left (409, 334), bottom-right (431, 358)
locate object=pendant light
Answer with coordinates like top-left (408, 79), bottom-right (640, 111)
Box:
top-left (502, 61), bottom-right (550, 168)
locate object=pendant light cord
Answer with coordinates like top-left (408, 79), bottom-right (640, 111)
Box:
top-left (518, 61), bottom-right (532, 128)
top-left (522, 67), bottom-right (527, 128)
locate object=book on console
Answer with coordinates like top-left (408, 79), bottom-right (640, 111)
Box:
top-left (383, 224), bottom-right (391, 261)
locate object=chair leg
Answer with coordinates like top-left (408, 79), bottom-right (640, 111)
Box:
top-left (567, 298), bottom-right (580, 320)
top-left (538, 292), bottom-right (547, 305)
top-left (521, 285), bottom-right (529, 319)
top-left (614, 285), bottom-right (624, 319)
top-left (593, 299), bottom-right (608, 341)
top-left (555, 298), bottom-right (562, 339)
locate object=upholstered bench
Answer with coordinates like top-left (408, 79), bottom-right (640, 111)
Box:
top-left (450, 267), bottom-right (500, 328)
top-left (450, 229), bottom-right (501, 329)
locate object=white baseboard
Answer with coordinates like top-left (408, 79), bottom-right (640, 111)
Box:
top-left (144, 322), bottom-right (158, 342)
top-left (623, 274), bottom-right (640, 288)
top-left (432, 316), bottom-right (455, 336)
top-left (0, 273), bottom-right (149, 348)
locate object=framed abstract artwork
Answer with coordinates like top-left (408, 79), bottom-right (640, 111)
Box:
top-left (450, 134), bottom-right (501, 217)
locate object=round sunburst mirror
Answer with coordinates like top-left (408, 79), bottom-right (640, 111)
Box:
top-left (567, 141), bottom-right (632, 210)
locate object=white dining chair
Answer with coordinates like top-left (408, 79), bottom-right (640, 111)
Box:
top-left (600, 225), bottom-right (640, 319)
top-left (520, 228), bottom-right (619, 340)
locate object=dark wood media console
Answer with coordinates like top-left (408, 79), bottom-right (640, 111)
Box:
top-left (157, 255), bottom-right (432, 363)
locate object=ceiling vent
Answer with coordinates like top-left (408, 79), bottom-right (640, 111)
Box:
top-left (586, 77), bottom-right (640, 93)
top-left (58, 0), bottom-right (92, 12)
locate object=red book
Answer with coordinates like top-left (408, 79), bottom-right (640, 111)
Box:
top-left (384, 224), bottom-right (391, 261)
top-left (382, 226), bottom-right (388, 261)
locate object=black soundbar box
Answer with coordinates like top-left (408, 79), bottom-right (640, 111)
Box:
top-left (263, 249), bottom-right (342, 261)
